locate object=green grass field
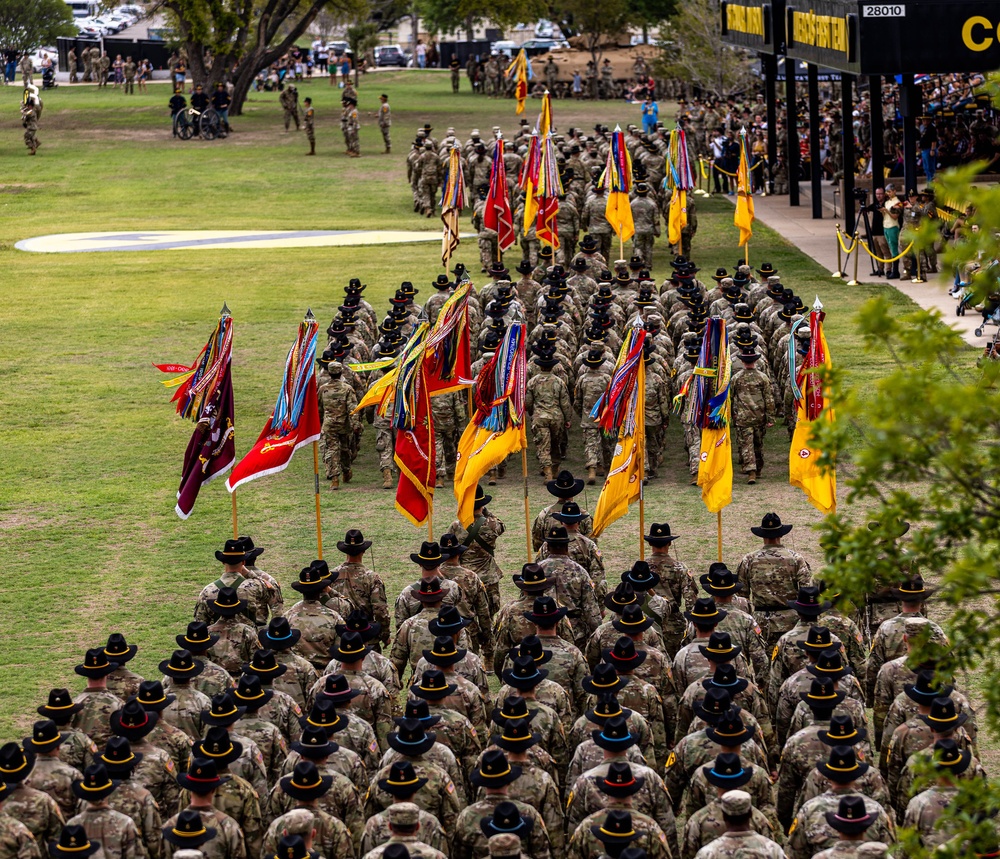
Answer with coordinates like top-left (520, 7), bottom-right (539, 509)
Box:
top-left (0, 71), bottom-right (985, 754)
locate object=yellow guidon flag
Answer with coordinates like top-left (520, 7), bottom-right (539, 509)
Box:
top-left (665, 126), bottom-right (695, 247)
top-left (591, 328), bottom-right (647, 538)
top-left (453, 323), bottom-right (527, 526)
top-left (599, 125), bottom-right (635, 244)
top-left (698, 425), bottom-right (733, 513)
top-left (789, 305), bottom-right (836, 514)
top-left (667, 189), bottom-right (687, 246)
top-left (734, 127), bottom-right (755, 247)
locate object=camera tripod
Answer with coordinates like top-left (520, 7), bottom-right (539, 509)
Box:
top-left (850, 191), bottom-right (879, 277)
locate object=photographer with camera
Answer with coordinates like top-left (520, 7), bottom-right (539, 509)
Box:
top-left (867, 186), bottom-right (890, 277)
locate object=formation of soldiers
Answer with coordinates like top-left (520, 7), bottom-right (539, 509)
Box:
top-left (0, 501), bottom-right (984, 859)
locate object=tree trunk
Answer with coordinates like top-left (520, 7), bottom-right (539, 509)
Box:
top-left (230, 57), bottom-right (258, 116)
top-left (465, 14), bottom-right (473, 43)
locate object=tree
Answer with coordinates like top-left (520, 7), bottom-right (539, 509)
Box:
top-left (812, 158), bottom-right (1000, 855)
top-left (163, 0), bottom-right (369, 115)
top-left (0, 0), bottom-right (76, 54)
top-left (655, 0), bottom-right (753, 99)
top-left (346, 19), bottom-right (377, 81)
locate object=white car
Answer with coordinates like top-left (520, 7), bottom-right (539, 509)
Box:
top-left (88, 17), bottom-right (121, 34)
top-left (115, 4), bottom-right (144, 16)
top-left (491, 40), bottom-right (518, 55)
top-left (29, 49), bottom-right (56, 73)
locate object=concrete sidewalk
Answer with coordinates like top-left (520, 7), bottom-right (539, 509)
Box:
top-left (716, 185), bottom-right (982, 346)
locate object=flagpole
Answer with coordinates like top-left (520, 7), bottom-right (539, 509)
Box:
top-left (428, 497), bottom-right (434, 540)
top-left (521, 444), bottom-right (532, 562)
top-left (638, 467), bottom-right (645, 561)
top-left (716, 511), bottom-right (723, 562)
top-left (312, 441), bottom-right (323, 559)
top-left (231, 491), bottom-right (238, 538)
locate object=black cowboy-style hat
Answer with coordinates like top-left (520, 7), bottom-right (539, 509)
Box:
top-left (582, 349), bottom-right (605, 369)
top-left (290, 567), bottom-right (329, 597)
top-left (644, 522), bottom-right (679, 546)
top-left (439, 533), bottom-right (468, 559)
top-left (76, 648), bottom-right (119, 679)
top-left (487, 261), bottom-right (510, 278)
top-left (490, 716), bottom-right (539, 754)
top-left (104, 633), bottom-right (138, 664)
top-left (215, 538), bottom-right (247, 565)
top-left (621, 560), bottom-right (660, 592)
top-left (710, 267), bottom-right (728, 282)
top-left (410, 668), bottom-right (458, 701)
top-left (110, 699), bottom-right (159, 741)
top-left (602, 636), bottom-right (648, 672)
top-left (200, 692), bottom-right (246, 728)
top-left (592, 715), bottom-right (637, 752)
top-left (919, 696), bottom-right (969, 731)
top-left (591, 809), bottom-right (639, 846)
top-left (612, 603), bottom-right (654, 635)
top-left (699, 564), bottom-right (743, 597)
top-left (177, 756), bottom-right (232, 793)
top-left (411, 578), bottom-right (447, 607)
top-left (580, 235), bottom-right (600, 252)
top-left (789, 586), bottom-right (832, 615)
top-left (37, 688), bottom-right (84, 723)
top-left (931, 737), bottom-right (972, 775)
top-left (824, 794), bottom-right (877, 834)
top-left (904, 669), bottom-right (954, 705)
top-left (273, 833), bottom-right (320, 859)
top-left (235, 535), bottom-right (265, 564)
top-left (472, 484), bottom-right (492, 509)
top-left (387, 718), bottom-right (437, 757)
top-left (867, 515), bottom-right (911, 538)
top-left (259, 617), bottom-right (302, 650)
top-left (402, 698), bottom-right (442, 729)
top-left (290, 724), bottom-right (340, 758)
top-left (422, 635), bottom-right (467, 668)
top-left (279, 759), bottom-right (334, 802)
top-left (685, 597), bottom-right (727, 628)
top-left (818, 714), bottom-right (868, 747)
top-left (538, 245), bottom-right (555, 261)
top-left (544, 525), bottom-right (571, 546)
top-left (751, 511), bottom-right (793, 538)
top-left (49, 826), bottom-right (102, 859)
top-left (233, 674), bottom-right (274, 712)
top-left (208, 586), bottom-right (247, 616)
top-left (433, 273), bottom-right (453, 290)
top-left (159, 649), bottom-right (205, 680)
top-left (428, 604), bottom-right (472, 635)
top-left (534, 353), bottom-right (559, 369)
top-left (801, 677), bottom-right (847, 710)
top-left (336, 529), bottom-right (372, 555)
top-left (703, 752), bottom-right (753, 788)
top-left (891, 574), bottom-right (935, 602)
top-left (571, 256), bottom-right (590, 272)
top-left (703, 663), bottom-right (749, 698)
top-left (512, 563), bottom-right (556, 593)
top-left (585, 692), bottom-right (633, 725)
top-left (509, 634), bottom-right (553, 667)
top-left (135, 680), bottom-right (176, 713)
top-left (583, 662), bottom-right (629, 696)
top-left (596, 760), bottom-right (645, 798)
top-left (410, 541), bottom-right (445, 569)
top-left (757, 262), bottom-right (777, 276)
top-left (515, 258), bottom-right (534, 275)
top-left (330, 630), bottom-right (371, 664)
top-left (177, 621), bottom-right (220, 653)
top-left (807, 647), bottom-right (852, 681)
top-left (705, 705), bottom-right (756, 745)
top-left (553, 501), bottom-right (586, 524)
top-left (243, 648), bottom-right (288, 680)
top-left (192, 725), bottom-right (243, 767)
top-left (818, 745), bottom-right (870, 785)
top-left (798, 626), bottom-right (836, 654)
top-left (547, 469), bottom-right (584, 498)
top-left (99, 737), bottom-right (142, 776)
top-left (522, 595), bottom-right (567, 627)
top-left (693, 686), bottom-right (733, 724)
top-left (0, 742), bottom-right (34, 783)
top-left (24, 719), bottom-right (65, 753)
top-left (378, 759), bottom-right (429, 798)
top-left (480, 799), bottom-right (533, 838)
top-left (315, 673), bottom-right (363, 707)
top-left (492, 695), bottom-right (539, 729)
top-left (502, 654), bottom-right (549, 691)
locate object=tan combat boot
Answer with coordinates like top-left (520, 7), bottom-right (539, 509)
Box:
top-left (487, 469), bottom-right (497, 486)
top-left (329, 476), bottom-right (339, 491)
top-left (382, 468), bottom-right (393, 489)
top-left (747, 471), bottom-right (757, 485)
top-left (542, 467), bottom-right (553, 481)
top-left (587, 467), bottom-right (597, 485)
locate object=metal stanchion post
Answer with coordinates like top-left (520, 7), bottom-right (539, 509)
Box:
top-left (914, 249), bottom-right (925, 283)
top-left (847, 232), bottom-right (861, 286)
top-left (833, 224), bottom-right (843, 277)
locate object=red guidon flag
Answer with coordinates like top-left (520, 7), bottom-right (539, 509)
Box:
top-left (226, 317), bottom-right (322, 491)
top-left (394, 361), bottom-right (436, 526)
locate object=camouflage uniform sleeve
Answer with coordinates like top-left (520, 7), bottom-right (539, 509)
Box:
top-left (558, 378), bottom-right (572, 424)
top-left (473, 581), bottom-right (493, 651)
top-left (193, 600), bottom-right (209, 624)
top-left (744, 621), bottom-right (770, 692)
top-left (242, 627), bottom-right (262, 666)
top-left (872, 663), bottom-right (894, 742)
top-left (579, 576), bottom-right (602, 638)
top-left (389, 625), bottom-right (410, 684)
top-left (370, 577), bottom-right (391, 646)
top-left (121, 819), bottom-right (143, 859)
top-left (683, 812), bottom-right (704, 859)
top-left (663, 744), bottom-right (685, 811)
top-left (675, 692), bottom-right (694, 745)
top-left (786, 813), bottom-right (808, 859)
top-left (159, 761), bottom-right (180, 820)
top-left (776, 752), bottom-right (802, 831)
top-left (140, 793), bottom-right (163, 859)
top-left (240, 790), bottom-right (263, 858)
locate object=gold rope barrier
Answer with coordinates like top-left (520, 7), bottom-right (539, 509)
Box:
top-left (835, 227), bottom-right (859, 255)
top-left (858, 239), bottom-right (915, 264)
top-left (698, 157), bottom-right (765, 177)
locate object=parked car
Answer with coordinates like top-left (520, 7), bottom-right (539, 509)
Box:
top-left (75, 22), bottom-right (102, 38)
top-left (521, 38), bottom-right (569, 55)
top-left (490, 40), bottom-right (518, 56)
top-left (29, 48), bottom-right (56, 72)
top-left (325, 41), bottom-right (351, 57)
top-left (374, 45), bottom-right (408, 67)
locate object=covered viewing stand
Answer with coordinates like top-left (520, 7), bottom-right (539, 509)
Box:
top-left (721, 0), bottom-right (1000, 230)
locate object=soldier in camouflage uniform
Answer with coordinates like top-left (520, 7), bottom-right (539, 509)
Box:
top-left (391, 583), bottom-right (473, 682)
top-left (73, 649), bottom-right (127, 751)
top-left (515, 596), bottom-right (589, 716)
top-left (0, 781), bottom-right (41, 859)
top-left (438, 533), bottom-right (494, 660)
top-left (362, 801), bottom-right (446, 859)
top-left (575, 349), bottom-right (612, 484)
top-left (737, 514), bottom-right (813, 652)
top-left (900, 739), bottom-right (971, 852)
top-left (394, 545), bottom-right (465, 631)
top-left (536, 529), bottom-right (602, 650)
top-left (285, 565), bottom-right (347, 671)
top-left (170, 623), bottom-right (235, 701)
top-left (38, 689), bottom-right (98, 774)
top-left (318, 361), bottom-right (360, 489)
top-left (531, 471), bottom-right (594, 550)
top-left (268, 757), bottom-right (363, 845)
top-left (103, 634), bottom-right (145, 702)
top-left (787, 749), bottom-right (896, 859)
top-left (230, 674), bottom-right (287, 787)
top-left (158, 650), bottom-right (213, 742)
top-left (99, 737), bottom-right (163, 859)
top-left (730, 349), bottom-right (775, 484)
top-left (23, 720), bottom-right (82, 820)
top-left (685, 786), bottom-right (784, 859)
top-left (361, 761), bottom-right (449, 855)
top-left (630, 183), bottom-right (660, 267)
top-left (109, 700), bottom-right (180, 819)
top-left (256, 618), bottom-right (320, 710)
top-left (418, 142), bottom-right (441, 217)
top-left (162, 763), bottom-right (247, 859)
top-left (341, 95), bottom-right (360, 157)
top-left (193, 542), bottom-right (267, 629)
top-left (673, 605), bottom-right (753, 695)
top-left (205, 589), bottom-right (262, 677)
top-left (67, 763), bottom-right (145, 859)
top-left (641, 523), bottom-right (697, 656)
top-left (491, 572), bottom-right (576, 673)
top-left (264, 805), bottom-right (355, 859)
top-left (690, 789), bottom-right (785, 859)
top-left (448, 485), bottom-right (506, 616)
top-left (0, 743), bottom-right (64, 845)
top-left (132, 681), bottom-right (192, 777)
top-left (526, 353), bottom-right (572, 479)
top-left (535, 503), bottom-right (606, 601)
